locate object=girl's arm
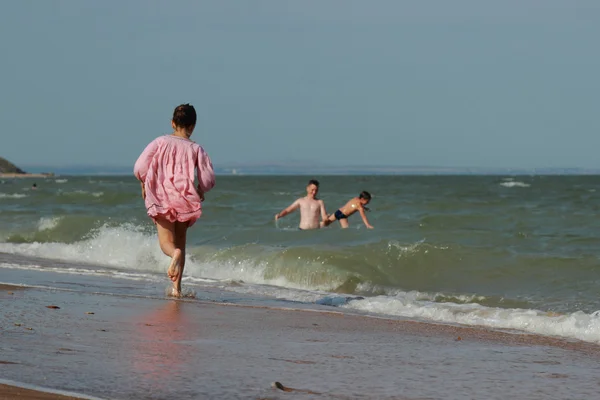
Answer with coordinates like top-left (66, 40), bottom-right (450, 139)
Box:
top-left (133, 139), bottom-right (159, 182)
top-left (196, 146), bottom-right (216, 194)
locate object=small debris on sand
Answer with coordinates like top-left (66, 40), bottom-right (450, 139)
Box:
top-left (272, 381), bottom-right (321, 395)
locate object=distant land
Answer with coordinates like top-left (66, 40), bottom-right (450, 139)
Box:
top-left (17, 163), bottom-right (600, 176)
top-left (0, 157), bottom-right (25, 174)
top-left (0, 157), bottom-right (53, 178)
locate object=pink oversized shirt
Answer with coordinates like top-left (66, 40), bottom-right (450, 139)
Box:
top-left (133, 135), bottom-right (215, 226)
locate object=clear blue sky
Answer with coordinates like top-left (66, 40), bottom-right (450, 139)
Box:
top-left (1, 1), bottom-right (599, 169)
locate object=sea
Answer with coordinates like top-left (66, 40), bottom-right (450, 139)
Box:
top-left (2, 174), bottom-right (600, 343)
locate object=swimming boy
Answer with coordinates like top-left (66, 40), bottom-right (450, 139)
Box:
top-left (324, 191), bottom-right (374, 229)
top-left (275, 180), bottom-right (328, 230)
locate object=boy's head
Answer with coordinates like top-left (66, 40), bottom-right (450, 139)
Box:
top-left (358, 191), bottom-right (371, 205)
top-left (306, 179), bottom-right (319, 197)
top-left (171, 104), bottom-right (197, 135)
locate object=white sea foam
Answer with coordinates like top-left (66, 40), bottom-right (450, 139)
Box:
top-left (354, 283), bottom-right (486, 303)
top-left (0, 222), bottom-right (344, 294)
top-left (185, 255), bottom-right (344, 293)
top-left (76, 190), bottom-right (104, 197)
top-left (193, 277), bottom-right (328, 303)
top-left (195, 278), bottom-right (600, 343)
top-left (0, 224), bottom-right (299, 288)
top-left (0, 262), bottom-right (160, 282)
top-left (500, 181), bottom-right (530, 188)
top-left (0, 224), bottom-right (165, 273)
top-left (343, 295), bottom-right (600, 343)
top-left (58, 190), bottom-right (104, 197)
top-left (0, 193), bottom-right (28, 199)
top-left (55, 179), bottom-right (68, 183)
top-left (37, 216), bottom-right (62, 231)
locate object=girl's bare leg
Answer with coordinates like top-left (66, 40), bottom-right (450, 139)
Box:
top-left (173, 221), bottom-right (189, 294)
top-left (155, 218), bottom-right (182, 293)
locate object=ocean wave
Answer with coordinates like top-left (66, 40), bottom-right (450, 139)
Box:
top-left (58, 190), bottom-right (104, 197)
top-left (0, 222), bottom-right (595, 312)
top-left (0, 223), bottom-right (164, 272)
top-left (0, 262), bottom-right (161, 283)
top-left (37, 216), bottom-right (62, 231)
top-left (6, 216), bottom-right (111, 244)
top-left (5, 254), bottom-right (600, 343)
top-left (344, 296), bottom-right (600, 343)
top-left (2, 222), bottom-right (600, 343)
top-left (0, 224), bottom-right (443, 293)
top-left (500, 181), bottom-right (530, 188)
top-left (0, 193), bottom-right (28, 199)
top-left (0, 221), bottom-right (566, 298)
top-left (220, 279), bottom-right (600, 342)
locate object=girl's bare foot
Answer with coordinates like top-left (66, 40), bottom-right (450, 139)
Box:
top-left (168, 286), bottom-right (182, 298)
top-left (172, 276), bottom-right (182, 297)
top-left (167, 249), bottom-right (182, 282)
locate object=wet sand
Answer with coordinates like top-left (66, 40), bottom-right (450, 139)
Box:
top-left (1, 283), bottom-right (600, 399)
top-left (0, 383), bottom-right (88, 400)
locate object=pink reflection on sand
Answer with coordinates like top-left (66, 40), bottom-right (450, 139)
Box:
top-left (129, 301), bottom-right (200, 387)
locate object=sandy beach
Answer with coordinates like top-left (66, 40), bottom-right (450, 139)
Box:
top-left (1, 276), bottom-right (599, 400)
top-left (0, 383), bottom-right (92, 400)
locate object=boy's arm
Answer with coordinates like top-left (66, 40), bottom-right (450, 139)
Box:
top-left (358, 207), bottom-right (374, 229)
top-left (319, 200), bottom-right (329, 227)
top-left (319, 200), bottom-right (328, 221)
top-left (275, 200), bottom-right (300, 220)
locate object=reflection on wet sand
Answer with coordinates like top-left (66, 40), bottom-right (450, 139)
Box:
top-left (129, 301), bottom-right (199, 391)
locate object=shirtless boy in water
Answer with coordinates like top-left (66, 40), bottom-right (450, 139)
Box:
top-left (275, 180), bottom-right (328, 230)
top-left (324, 191), bottom-right (374, 229)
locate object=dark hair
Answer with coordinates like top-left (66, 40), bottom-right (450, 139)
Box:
top-left (172, 104), bottom-right (197, 129)
top-left (308, 179), bottom-right (320, 187)
top-left (359, 191), bottom-right (371, 200)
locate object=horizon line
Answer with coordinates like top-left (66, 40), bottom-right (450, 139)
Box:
top-left (19, 163), bottom-right (600, 171)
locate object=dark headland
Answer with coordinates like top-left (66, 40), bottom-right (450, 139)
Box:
top-left (0, 157), bottom-right (53, 178)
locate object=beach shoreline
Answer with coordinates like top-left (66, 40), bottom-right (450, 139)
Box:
top-left (2, 281), bottom-right (599, 399)
top-left (0, 383), bottom-right (92, 400)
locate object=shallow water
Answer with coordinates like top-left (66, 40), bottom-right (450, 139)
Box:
top-left (2, 267), bottom-right (600, 400)
top-left (2, 175), bottom-right (600, 343)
